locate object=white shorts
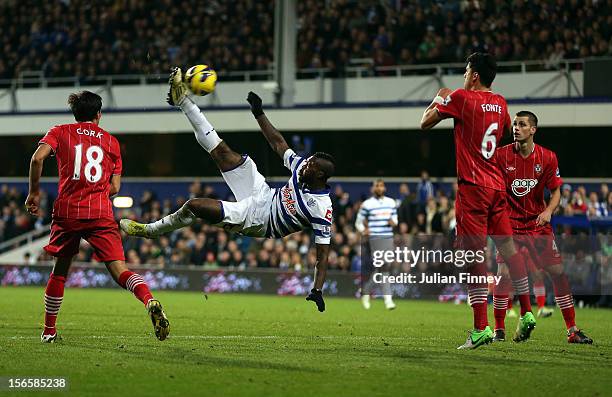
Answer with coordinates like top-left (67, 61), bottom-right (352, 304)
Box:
top-left (215, 155), bottom-right (272, 237)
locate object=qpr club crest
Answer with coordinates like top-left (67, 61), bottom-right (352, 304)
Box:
top-left (534, 163), bottom-right (542, 173)
top-left (511, 178), bottom-right (538, 197)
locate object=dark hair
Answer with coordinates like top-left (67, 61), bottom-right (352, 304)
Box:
top-left (313, 152), bottom-right (335, 180)
top-left (68, 90), bottom-right (102, 122)
top-left (515, 110), bottom-right (538, 127)
top-left (466, 52), bottom-right (497, 87)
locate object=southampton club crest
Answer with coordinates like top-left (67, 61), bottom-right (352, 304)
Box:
top-left (535, 163), bottom-right (542, 173)
top-left (511, 178), bottom-right (538, 197)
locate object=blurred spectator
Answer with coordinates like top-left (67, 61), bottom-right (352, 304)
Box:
top-left (559, 183), bottom-right (573, 215)
top-left (572, 186), bottom-right (588, 214)
top-left (416, 170), bottom-right (434, 209)
top-left (397, 183), bottom-right (416, 233)
top-left (1, 1), bottom-right (610, 81)
top-left (588, 191), bottom-right (608, 218)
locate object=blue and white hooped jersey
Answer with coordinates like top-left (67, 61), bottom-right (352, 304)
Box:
top-left (356, 196), bottom-right (397, 237)
top-left (265, 149), bottom-right (333, 244)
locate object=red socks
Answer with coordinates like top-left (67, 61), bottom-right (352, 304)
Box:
top-left (534, 280), bottom-right (546, 309)
top-left (118, 271), bottom-right (154, 306)
top-left (492, 275), bottom-right (512, 330)
top-left (551, 273), bottom-right (576, 329)
top-left (467, 262), bottom-right (489, 330)
top-left (44, 273), bottom-right (66, 335)
top-left (504, 252), bottom-right (532, 315)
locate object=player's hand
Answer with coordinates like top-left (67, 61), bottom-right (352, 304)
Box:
top-left (436, 88), bottom-right (453, 98)
top-left (246, 91), bottom-right (264, 118)
top-left (306, 288), bottom-right (325, 312)
top-left (25, 193), bottom-right (40, 216)
top-left (536, 209), bottom-right (553, 226)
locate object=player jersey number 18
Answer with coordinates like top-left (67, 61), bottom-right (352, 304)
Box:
top-left (72, 144), bottom-right (104, 183)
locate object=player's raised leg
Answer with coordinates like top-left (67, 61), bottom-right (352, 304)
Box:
top-left (41, 256), bottom-right (72, 343)
top-left (167, 67), bottom-right (243, 172)
top-left (121, 197), bottom-right (223, 238)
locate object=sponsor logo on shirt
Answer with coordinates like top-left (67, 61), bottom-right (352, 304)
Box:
top-left (511, 178), bottom-right (538, 197)
top-left (281, 186), bottom-right (297, 215)
top-left (325, 209), bottom-right (333, 222)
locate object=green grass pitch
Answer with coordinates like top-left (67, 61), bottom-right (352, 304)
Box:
top-left (1, 287), bottom-right (610, 397)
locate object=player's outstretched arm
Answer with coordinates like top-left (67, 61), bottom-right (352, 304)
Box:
top-left (109, 175), bottom-right (122, 197)
top-left (26, 144), bottom-right (53, 216)
top-left (246, 91), bottom-right (289, 159)
top-left (420, 88), bottom-right (453, 130)
top-left (306, 243), bottom-right (330, 312)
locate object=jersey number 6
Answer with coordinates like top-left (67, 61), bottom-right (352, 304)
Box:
top-left (481, 122), bottom-right (498, 159)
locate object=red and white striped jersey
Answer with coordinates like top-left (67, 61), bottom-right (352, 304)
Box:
top-left (436, 88), bottom-right (511, 191)
top-left (497, 143), bottom-right (563, 231)
top-left (39, 122), bottom-right (122, 220)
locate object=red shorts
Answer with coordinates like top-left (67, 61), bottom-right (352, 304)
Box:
top-left (455, 183), bottom-right (513, 249)
top-left (496, 225), bottom-right (562, 268)
top-left (44, 217), bottom-right (125, 262)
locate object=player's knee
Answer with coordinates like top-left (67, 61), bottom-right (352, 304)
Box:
top-left (185, 198), bottom-right (208, 214)
top-left (546, 264), bottom-right (564, 277)
top-left (185, 198), bottom-right (222, 223)
top-left (497, 263), bottom-right (510, 278)
top-left (105, 260), bottom-right (128, 281)
top-left (211, 142), bottom-right (234, 160)
top-left (496, 237), bottom-right (516, 257)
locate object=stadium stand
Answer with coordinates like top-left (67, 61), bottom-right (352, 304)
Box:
top-left (1, 0), bottom-right (610, 80)
top-left (3, 181), bottom-right (609, 277)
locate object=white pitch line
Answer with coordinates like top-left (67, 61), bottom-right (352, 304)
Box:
top-left (4, 335), bottom-right (416, 341)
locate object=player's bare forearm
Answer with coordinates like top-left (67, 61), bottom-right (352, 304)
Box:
top-left (255, 114), bottom-right (290, 159)
top-left (109, 175), bottom-right (121, 197)
top-left (28, 159), bottom-right (43, 194)
top-left (28, 145), bottom-right (52, 194)
top-left (547, 187), bottom-right (561, 212)
top-left (420, 106), bottom-right (442, 130)
top-left (306, 244), bottom-right (329, 312)
top-left (313, 244), bottom-right (330, 290)
top-left (26, 145), bottom-right (52, 215)
top-left (246, 91), bottom-right (289, 159)
top-left (537, 187), bottom-right (561, 226)
top-left (421, 88), bottom-right (451, 130)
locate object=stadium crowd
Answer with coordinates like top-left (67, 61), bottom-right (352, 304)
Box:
top-left (2, 180), bottom-right (610, 275)
top-left (1, 0), bottom-right (611, 80)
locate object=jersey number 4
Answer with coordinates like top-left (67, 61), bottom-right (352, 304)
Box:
top-left (481, 122), bottom-right (498, 159)
top-left (72, 144), bottom-right (104, 182)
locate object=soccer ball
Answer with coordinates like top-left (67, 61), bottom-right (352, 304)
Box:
top-left (185, 65), bottom-right (217, 96)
